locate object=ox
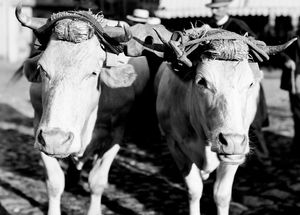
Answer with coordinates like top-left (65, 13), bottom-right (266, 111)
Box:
top-left (124, 25), bottom-right (296, 215)
top-left (15, 5), bottom-right (171, 215)
top-left (16, 4), bottom-right (295, 214)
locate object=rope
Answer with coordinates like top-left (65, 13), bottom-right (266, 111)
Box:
top-left (55, 19), bottom-right (94, 43)
top-left (180, 30), bottom-right (269, 61)
top-left (163, 26), bottom-right (272, 69)
top-left (35, 10), bottom-right (123, 54)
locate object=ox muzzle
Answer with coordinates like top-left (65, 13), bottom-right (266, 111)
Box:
top-left (35, 128), bottom-right (74, 158)
top-left (211, 132), bottom-right (249, 163)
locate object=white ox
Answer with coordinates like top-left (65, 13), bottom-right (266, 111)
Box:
top-left (125, 26), bottom-right (296, 215)
top-left (15, 5), bottom-right (158, 215)
top-left (156, 59), bottom-right (260, 215)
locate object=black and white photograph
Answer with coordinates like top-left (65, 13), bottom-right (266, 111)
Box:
top-left (0, 0), bottom-right (299, 214)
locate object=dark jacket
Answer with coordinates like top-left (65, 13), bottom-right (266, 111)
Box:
top-left (208, 17), bottom-right (256, 37)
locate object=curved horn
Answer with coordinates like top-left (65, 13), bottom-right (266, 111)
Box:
top-left (169, 40), bottom-right (193, 67)
top-left (264, 37), bottom-right (298, 55)
top-left (15, 3), bottom-right (47, 30)
top-left (103, 25), bottom-right (132, 43)
top-left (153, 28), bottom-right (169, 46)
top-left (154, 28), bottom-right (192, 67)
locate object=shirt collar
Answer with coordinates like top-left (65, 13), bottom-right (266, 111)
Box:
top-left (216, 15), bottom-right (229, 26)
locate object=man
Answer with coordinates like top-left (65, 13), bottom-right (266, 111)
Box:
top-left (206, 0), bottom-right (270, 160)
top-left (206, 0), bottom-right (255, 36)
top-left (280, 29), bottom-right (300, 153)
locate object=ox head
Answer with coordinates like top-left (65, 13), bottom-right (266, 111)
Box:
top-left (189, 59), bottom-right (261, 163)
top-left (17, 4), bottom-right (135, 158)
top-left (125, 24), bottom-right (296, 163)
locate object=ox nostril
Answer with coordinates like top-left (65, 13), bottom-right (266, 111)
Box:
top-left (37, 129), bottom-right (46, 147)
top-left (242, 135), bottom-right (246, 144)
top-left (65, 132), bottom-right (74, 144)
top-left (218, 133), bottom-right (228, 146)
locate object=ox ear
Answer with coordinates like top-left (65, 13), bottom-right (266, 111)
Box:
top-left (100, 64), bottom-right (137, 88)
top-left (23, 54), bottom-right (41, 82)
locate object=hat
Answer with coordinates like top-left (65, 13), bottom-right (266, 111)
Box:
top-left (126, 9), bottom-right (160, 24)
top-left (206, 0), bottom-right (232, 8)
top-left (147, 17), bottom-right (161, 25)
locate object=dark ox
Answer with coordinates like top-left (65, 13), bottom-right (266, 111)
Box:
top-left (15, 5), bottom-right (172, 215)
top-left (125, 25), bottom-right (296, 215)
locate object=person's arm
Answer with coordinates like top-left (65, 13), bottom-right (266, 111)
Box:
top-left (283, 53), bottom-right (296, 71)
top-left (279, 34), bottom-right (298, 93)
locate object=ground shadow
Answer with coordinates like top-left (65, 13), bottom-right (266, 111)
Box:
top-left (1, 102), bottom-right (300, 215)
top-left (233, 131), bottom-right (300, 215)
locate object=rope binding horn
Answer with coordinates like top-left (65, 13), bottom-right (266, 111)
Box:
top-left (154, 24), bottom-right (297, 69)
top-left (34, 10), bottom-right (124, 54)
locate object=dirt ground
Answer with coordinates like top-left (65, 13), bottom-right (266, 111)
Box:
top-left (0, 59), bottom-right (299, 215)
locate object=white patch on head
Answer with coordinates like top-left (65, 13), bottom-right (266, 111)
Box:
top-left (193, 59), bottom-right (260, 148)
top-left (36, 35), bottom-right (106, 156)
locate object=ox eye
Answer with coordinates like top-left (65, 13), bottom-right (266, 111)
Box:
top-left (249, 82), bottom-right (255, 88)
top-left (196, 76), bottom-right (208, 88)
top-left (38, 65), bottom-right (50, 79)
top-left (85, 71), bottom-right (100, 80)
top-left (89, 71), bottom-right (100, 78)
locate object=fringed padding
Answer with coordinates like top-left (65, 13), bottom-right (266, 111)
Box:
top-left (172, 25), bottom-right (269, 62)
top-left (165, 25), bottom-right (255, 76)
top-left (182, 25), bottom-right (250, 61)
top-left (202, 39), bottom-right (249, 61)
top-left (34, 10), bottom-right (123, 54)
top-left (51, 11), bottom-right (105, 24)
top-left (54, 19), bottom-right (95, 43)
top-left (185, 24), bottom-right (211, 40)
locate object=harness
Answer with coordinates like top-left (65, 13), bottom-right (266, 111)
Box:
top-left (34, 10), bottom-right (123, 54)
top-left (161, 25), bottom-right (271, 73)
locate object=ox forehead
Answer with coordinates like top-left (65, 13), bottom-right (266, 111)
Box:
top-left (38, 35), bottom-right (103, 76)
top-left (196, 59), bottom-right (262, 86)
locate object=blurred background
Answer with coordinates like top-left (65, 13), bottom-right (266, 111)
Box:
top-left (1, 0), bottom-right (300, 63)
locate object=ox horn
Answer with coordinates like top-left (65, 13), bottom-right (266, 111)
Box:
top-left (15, 3), bottom-right (47, 30)
top-left (104, 25), bottom-right (132, 43)
top-left (264, 37), bottom-right (298, 55)
top-left (169, 41), bottom-right (193, 67)
top-left (154, 29), bottom-right (193, 67)
top-left (153, 28), bottom-right (169, 46)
